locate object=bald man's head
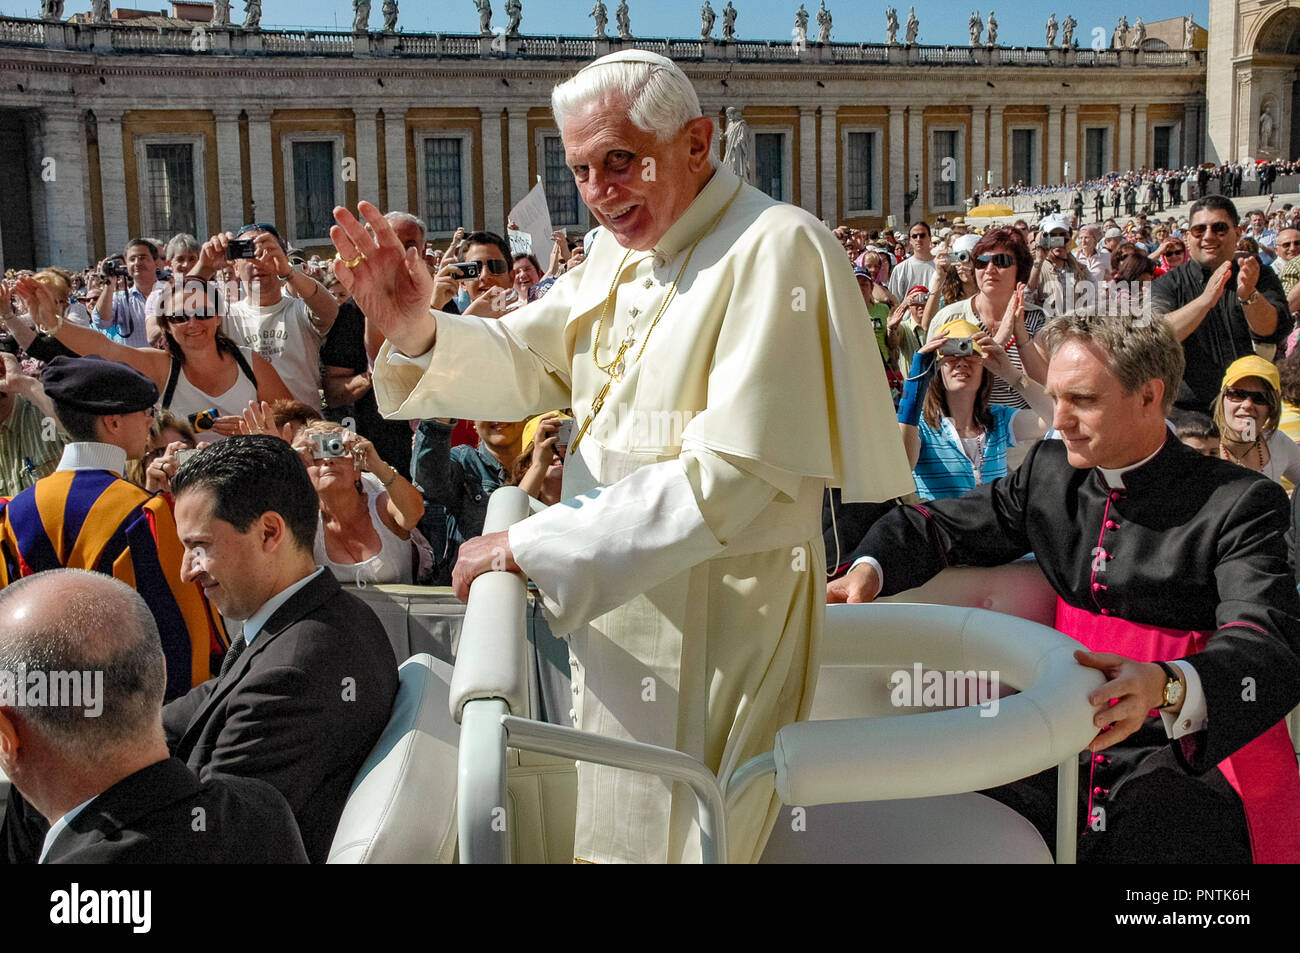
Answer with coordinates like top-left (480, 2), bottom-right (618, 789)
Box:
top-left (0, 570), bottom-right (164, 761)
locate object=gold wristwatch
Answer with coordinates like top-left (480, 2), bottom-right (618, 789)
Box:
top-left (1155, 661), bottom-right (1184, 709)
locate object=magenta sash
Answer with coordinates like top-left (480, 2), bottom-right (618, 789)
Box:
top-left (1056, 598), bottom-right (1300, 864)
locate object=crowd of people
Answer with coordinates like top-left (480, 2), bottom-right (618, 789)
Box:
top-left (1, 48), bottom-right (1299, 867)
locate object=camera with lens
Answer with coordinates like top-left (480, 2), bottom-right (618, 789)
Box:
top-left (188, 408), bottom-right (220, 432)
top-left (310, 432), bottom-right (350, 459)
top-left (938, 337), bottom-right (975, 357)
top-left (102, 258), bottom-right (127, 279)
top-left (1042, 234), bottom-right (1068, 249)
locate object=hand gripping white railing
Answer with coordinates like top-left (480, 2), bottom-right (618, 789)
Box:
top-left (725, 603), bottom-right (1105, 864)
top-left (452, 487), bottom-right (728, 864)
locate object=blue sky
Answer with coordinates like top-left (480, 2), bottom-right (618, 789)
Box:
top-left (0, 1), bottom-right (1208, 48)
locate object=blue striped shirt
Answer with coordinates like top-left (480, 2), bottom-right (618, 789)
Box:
top-left (912, 404), bottom-right (1018, 500)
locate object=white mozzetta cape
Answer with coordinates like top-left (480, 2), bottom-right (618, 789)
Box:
top-left (375, 163), bottom-right (913, 863)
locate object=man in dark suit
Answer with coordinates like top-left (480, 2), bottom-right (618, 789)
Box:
top-left (828, 312), bottom-right (1300, 862)
top-left (165, 435), bottom-right (399, 863)
top-left (0, 569), bottom-right (307, 863)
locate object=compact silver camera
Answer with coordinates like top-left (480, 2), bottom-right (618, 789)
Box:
top-left (310, 432), bottom-right (350, 459)
top-left (938, 337), bottom-right (975, 357)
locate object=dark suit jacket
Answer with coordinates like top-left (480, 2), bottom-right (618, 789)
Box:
top-left (43, 757), bottom-right (308, 864)
top-left (162, 569), bottom-right (398, 863)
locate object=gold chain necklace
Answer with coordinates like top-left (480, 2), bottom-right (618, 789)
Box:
top-left (571, 179), bottom-right (743, 454)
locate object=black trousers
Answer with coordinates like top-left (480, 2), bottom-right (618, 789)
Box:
top-left (981, 720), bottom-right (1251, 863)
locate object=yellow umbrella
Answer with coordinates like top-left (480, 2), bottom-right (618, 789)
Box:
top-left (968, 204), bottom-right (1015, 218)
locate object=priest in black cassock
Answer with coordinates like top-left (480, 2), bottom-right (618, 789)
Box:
top-left (829, 312), bottom-right (1300, 863)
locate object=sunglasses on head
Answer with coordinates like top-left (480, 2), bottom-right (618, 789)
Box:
top-left (1224, 386), bottom-right (1271, 407)
top-left (974, 253), bottom-right (1015, 270)
top-left (1188, 221), bottom-right (1232, 238)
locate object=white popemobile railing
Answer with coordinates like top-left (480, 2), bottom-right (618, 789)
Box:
top-left (452, 487), bottom-right (1107, 864)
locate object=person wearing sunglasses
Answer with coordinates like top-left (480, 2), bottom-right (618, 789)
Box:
top-left (188, 223), bottom-right (339, 409)
top-left (1153, 238), bottom-right (1186, 277)
top-left (17, 277), bottom-right (292, 441)
top-left (886, 220), bottom-right (936, 302)
top-left (430, 230), bottom-right (517, 319)
top-left (928, 227), bottom-right (1048, 411)
top-left (1211, 355), bottom-right (1300, 487)
top-left (1151, 194), bottom-right (1291, 413)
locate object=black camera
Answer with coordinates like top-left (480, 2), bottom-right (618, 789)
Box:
top-left (102, 259), bottom-right (127, 279)
top-left (939, 337), bottom-right (975, 357)
top-left (188, 408), bottom-right (219, 432)
top-left (452, 261), bottom-right (482, 279)
top-left (226, 239), bottom-right (258, 260)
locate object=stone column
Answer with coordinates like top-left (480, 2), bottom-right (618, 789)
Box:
top-left (1183, 102), bottom-right (1200, 167)
top-left (213, 107), bottom-right (245, 232)
top-left (94, 108), bottom-right (129, 255)
top-left (970, 104), bottom-right (987, 194)
top-left (907, 105), bottom-right (924, 216)
top-left (888, 104), bottom-right (905, 225)
top-left (506, 108), bottom-right (530, 211)
top-left (1133, 103), bottom-right (1148, 171)
top-left (245, 107), bottom-right (276, 226)
top-left (819, 105), bottom-right (838, 223)
top-left (987, 105), bottom-right (1004, 190)
top-left (1063, 104), bottom-right (1078, 185)
top-left (385, 107), bottom-right (409, 213)
top-left (480, 106), bottom-right (506, 233)
top-left (1047, 104), bottom-right (1062, 186)
top-left (353, 102), bottom-right (381, 205)
top-left (40, 105), bottom-right (92, 268)
top-left (798, 105), bottom-right (818, 216)
top-left (1118, 103), bottom-right (1133, 172)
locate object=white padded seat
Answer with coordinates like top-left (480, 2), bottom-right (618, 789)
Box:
top-left (328, 653), bottom-right (459, 863)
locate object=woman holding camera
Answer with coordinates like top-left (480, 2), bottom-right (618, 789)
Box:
top-left (1212, 355), bottom-right (1300, 487)
top-left (14, 277), bottom-right (291, 440)
top-left (927, 227), bottom-right (1048, 408)
top-left (291, 420), bottom-right (425, 585)
top-left (921, 234), bottom-right (980, 330)
top-left (897, 317), bottom-right (1052, 500)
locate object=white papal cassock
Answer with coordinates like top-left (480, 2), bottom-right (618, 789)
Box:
top-left (374, 162), bottom-right (914, 863)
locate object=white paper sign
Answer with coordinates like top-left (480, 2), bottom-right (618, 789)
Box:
top-left (509, 178), bottom-right (554, 264)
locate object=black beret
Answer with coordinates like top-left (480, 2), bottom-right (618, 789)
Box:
top-left (42, 355), bottom-right (159, 415)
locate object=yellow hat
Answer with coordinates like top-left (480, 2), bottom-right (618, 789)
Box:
top-left (1222, 355), bottom-right (1280, 394)
top-left (934, 318), bottom-right (984, 354)
top-left (521, 410), bottom-right (574, 450)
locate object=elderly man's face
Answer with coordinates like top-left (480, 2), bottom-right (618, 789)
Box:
top-left (1277, 229), bottom-right (1300, 262)
top-left (564, 99), bottom-right (714, 251)
top-left (390, 219), bottom-right (425, 253)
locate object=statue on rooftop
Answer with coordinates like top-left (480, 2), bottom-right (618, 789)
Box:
top-left (968, 10), bottom-right (982, 46)
top-left (41, 0), bottom-right (66, 20)
top-left (210, 0), bottom-right (229, 26)
top-left (723, 107), bottom-right (751, 183)
top-left (1045, 12), bottom-right (1057, 47)
top-left (701, 1), bottom-right (715, 41)
top-left (1061, 14), bottom-right (1075, 47)
top-left (1130, 17), bottom-right (1145, 50)
top-left (616, 0), bottom-right (630, 38)
top-left (985, 10), bottom-right (997, 45)
top-left (885, 6), bottom-right (898, 45)
top-left (475, 0), bottom-right (492, 35)
top-left (382, 0), bottom-right (398, 32)
top-left (722, 1), bottom-right (737, 40)
top-left (505, 0), bottom-right (521, 35)
top-left (794, 3), bottom-right (809, 46)
top-left (590, 0), bottom-right (607, 36)
top-left (905, 6), bottom-right (918, 45)
top-left (816, 0), bottom-right (831, 43)
top-left (353, 0), bottom-right (370, 33)
top-left (92, 0), bottom-right (110, 22)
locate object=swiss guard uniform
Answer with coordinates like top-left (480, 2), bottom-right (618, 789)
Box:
top-left (853, 434), bottom-right (1300, 863)
top-left (0, 356), bottom-right (226, 698)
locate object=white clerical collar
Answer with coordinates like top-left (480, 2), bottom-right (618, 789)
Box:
top-left (650, 162), bottom-right (738, 262)
top-left (56, 442), bottom-right (127, 476)
top-left (39, 795), bottom-right (96, 863)
top-left (1096, 440), bottom-right (1166, 490)
top-left (239, 566), bottom-right (325, 645)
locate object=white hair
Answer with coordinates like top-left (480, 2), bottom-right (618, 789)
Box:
top-left (551, 50), bottom-right (703, 142)
top-left (385, 210), bottom-right (426, 239)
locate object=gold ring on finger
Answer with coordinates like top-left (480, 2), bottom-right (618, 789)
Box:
top-left (344, 252), bottom-right (365, 270)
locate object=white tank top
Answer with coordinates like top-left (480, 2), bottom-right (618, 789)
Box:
top-left (314, 489), bottom-right (414, 586)
top-left (167, 347), bottom-right (260, 423)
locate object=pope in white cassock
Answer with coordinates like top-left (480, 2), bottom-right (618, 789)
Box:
top-left (329, 50), bottom-right (913, 863)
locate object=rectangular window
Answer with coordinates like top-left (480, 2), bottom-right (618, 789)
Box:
top-left (291, 140), bottom-right (336, 241)
top-left (1153, 126), bottom-right (1172, 170)
top-left (845, 131), bottom-right (876, 212)
top-left (422, 137), bottom-right (463, 233)
top-left (1011, 129), bottom-right (1037, 188)
top-left (932, 129), bottom-right (959, 207)
top-left (755, 132), bottom-right (784, 202)
top-left (1084, 128), bottom-right (1108, 180)
top-left (544, 135), bottom-right (584, 227)
top-left (143, 143), bottom-right (198, 238)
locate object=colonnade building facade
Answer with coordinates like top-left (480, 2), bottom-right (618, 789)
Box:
top-left (0, 10), bottom-right (1207, 270)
